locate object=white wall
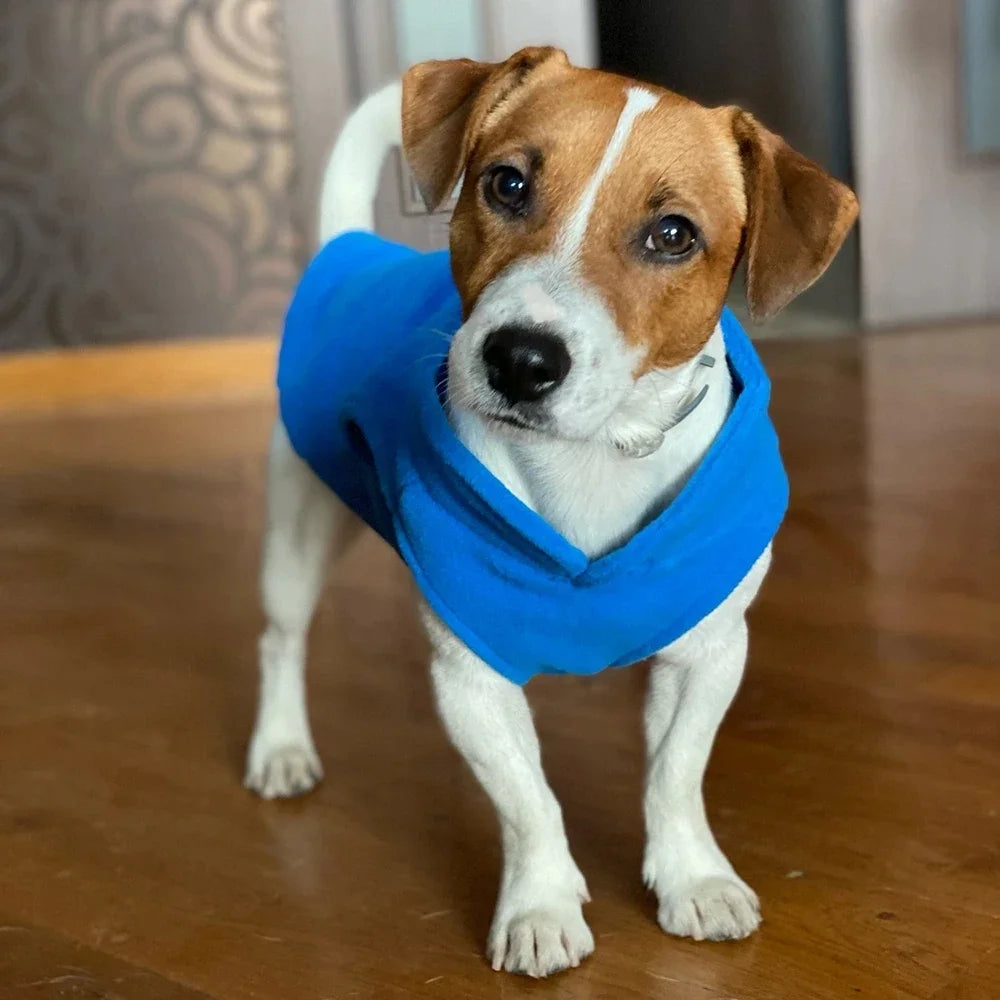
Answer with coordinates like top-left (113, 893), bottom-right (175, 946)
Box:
top-left (849, 0), bottom-right (1000, 326)
top-left (491, 0), bottom-right (596, 66)
top-left (393, 0), bottom-right (595, 70)
top-left (393, 0), bottom-right (485, 64)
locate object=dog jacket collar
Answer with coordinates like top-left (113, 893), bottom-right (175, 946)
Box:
top-left (278, 232), bottom-right (789, 685)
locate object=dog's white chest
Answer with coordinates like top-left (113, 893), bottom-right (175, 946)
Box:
top-left (452, 346), bottom-right (733, 559)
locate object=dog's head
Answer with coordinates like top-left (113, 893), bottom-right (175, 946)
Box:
top-left (402, 48), bottom-right (857, 446)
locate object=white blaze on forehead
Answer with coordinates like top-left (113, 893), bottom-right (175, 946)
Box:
top-left (520, 283), bottom-right (565, 324)
top-left (557, 86), bottom-right (659, 261)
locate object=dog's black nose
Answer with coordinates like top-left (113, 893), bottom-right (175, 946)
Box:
top-left (482, 326), bottom-right (571, 404)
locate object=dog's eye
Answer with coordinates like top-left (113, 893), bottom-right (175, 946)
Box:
top-left (484, 166), bottom-right (529, 214)
top-left (644, 215), bottom-right (698, 257)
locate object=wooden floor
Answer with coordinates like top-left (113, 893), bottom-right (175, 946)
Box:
top-left (1, 325), bottom-right (998, 999)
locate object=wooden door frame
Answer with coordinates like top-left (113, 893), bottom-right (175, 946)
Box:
top-left (281, 0), bottom-right (356, 253)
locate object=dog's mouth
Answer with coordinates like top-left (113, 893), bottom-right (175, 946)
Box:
top-left (485, 410), bottom-right (543, 433)
top-left (441, 357), bottom-right (554, 438)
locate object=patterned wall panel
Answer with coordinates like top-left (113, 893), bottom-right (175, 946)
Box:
top-left (0, 0), bottom-right (302, 351)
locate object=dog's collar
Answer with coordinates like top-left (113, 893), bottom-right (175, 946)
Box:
top-left (613, 353), bottom-right (717, 459)
top-left (673, 353), bottom-right (716, 425)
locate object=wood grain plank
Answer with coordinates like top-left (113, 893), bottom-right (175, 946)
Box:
top-left (0, 919), bottom-right (217, 999)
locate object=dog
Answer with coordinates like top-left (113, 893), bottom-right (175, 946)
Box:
top-left (244, 47), bottom-right (858, 978)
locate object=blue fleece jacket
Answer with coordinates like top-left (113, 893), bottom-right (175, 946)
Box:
top-left (277, 231), bottom-right (788, 684)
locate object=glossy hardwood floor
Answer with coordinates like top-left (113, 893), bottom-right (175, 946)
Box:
top-left (1, 325), bottom-right (998, 999)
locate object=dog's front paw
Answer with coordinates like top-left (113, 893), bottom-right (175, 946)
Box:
top-left (244, 741), bottom-right (323, 799)
top-left (487, 873), bottom-right (593, 977)
top-left (655, 875), bottom-right (760, 941)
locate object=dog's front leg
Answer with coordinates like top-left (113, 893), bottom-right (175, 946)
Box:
top-left (422, 608), bottom-right (593, 977)
top-left (642, 611), bottom-right (761, 942)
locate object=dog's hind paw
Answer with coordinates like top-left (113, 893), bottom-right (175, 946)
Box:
top-left (244, 743), bottom-right (323, 799)
top-left (656, 875), bottom-right (761, 941)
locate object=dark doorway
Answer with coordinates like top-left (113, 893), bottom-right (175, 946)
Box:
top-left (597, 0), bottom-right (858, 330)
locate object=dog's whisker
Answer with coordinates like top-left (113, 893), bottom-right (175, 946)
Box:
top-left (410, 351), bottom-right (450, 368)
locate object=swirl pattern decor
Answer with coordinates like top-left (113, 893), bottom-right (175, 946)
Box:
top-left (0, 0), bottom-right (301, 350)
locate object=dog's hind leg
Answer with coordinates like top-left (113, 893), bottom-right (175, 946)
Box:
top-left (245, 419), bottom-right (362, 798)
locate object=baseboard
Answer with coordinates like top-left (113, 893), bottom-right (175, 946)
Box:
top-left (0, 336), bottom-right (278, 415)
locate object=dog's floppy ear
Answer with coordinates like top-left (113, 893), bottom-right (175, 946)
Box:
top-left (732, 109), bottom-right (858, 321)
top-left (402, 47), bottom-right (569, 212)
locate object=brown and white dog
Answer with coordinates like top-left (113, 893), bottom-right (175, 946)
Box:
top-left (245, 48), bottom-right (857, 977)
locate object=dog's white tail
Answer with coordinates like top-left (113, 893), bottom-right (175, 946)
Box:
top-left (317, 81), bottom-right (403, 246)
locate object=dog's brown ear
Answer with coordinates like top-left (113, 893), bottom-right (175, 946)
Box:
top-left (402, 47), bottom-right (569, 212)
top-left (732, 110), bottom-right (858, 321)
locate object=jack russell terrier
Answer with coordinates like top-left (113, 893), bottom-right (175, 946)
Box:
top-left (244, 47), bottom-right (858, 978)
